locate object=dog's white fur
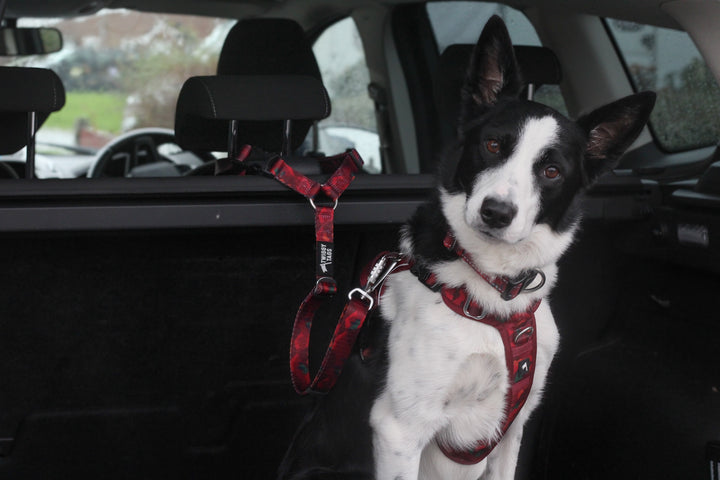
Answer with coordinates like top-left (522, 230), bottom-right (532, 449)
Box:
top-left (370, 114), bottom-right (570, 480)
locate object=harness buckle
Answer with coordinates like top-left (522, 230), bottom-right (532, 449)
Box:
top-left (501, 269), bottom-right (546, 301)
top-left (348, 287), bottom-right (374, 310)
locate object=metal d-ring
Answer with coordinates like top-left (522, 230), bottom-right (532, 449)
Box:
top-left (309, 197), bottom-right (338, 210)
top-left (522, 270), bottom-right (546, 293)
top-left (463, 295), bottom-right (487, 320)
top-left (513, 326), bottom-right (535, 344)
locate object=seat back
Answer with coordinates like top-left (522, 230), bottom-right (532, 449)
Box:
top-left (175, 18), bottom-right (325, 156)
top-left (434, 44), bottom-right (562, 141)
top-left (0, 66), bottom-right (65, 178)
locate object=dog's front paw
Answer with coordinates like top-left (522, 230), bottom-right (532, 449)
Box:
top-left (438, 353), bottom-right (508, 448)
top-left (444, 353), bottom-right (505, 408)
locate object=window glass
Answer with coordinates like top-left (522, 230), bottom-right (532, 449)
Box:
top-left (0, 12), bottom-right (232, 178)
top-left (426, 2), bottom-right (567, 115)
top-left (606, 19), bottom-right (720, 152)
top-left (312, 18), bottom-right (381, 173)
top-left (15, 12), bottom-right (232, 148)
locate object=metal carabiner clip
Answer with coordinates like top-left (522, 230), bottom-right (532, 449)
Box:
top-left (364, 253), bottom-right (403, 294)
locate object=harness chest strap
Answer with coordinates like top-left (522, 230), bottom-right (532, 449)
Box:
top-left (392, 257), bottom-right (540, 464)
top-left (436, 286), bottom-right (539, 464)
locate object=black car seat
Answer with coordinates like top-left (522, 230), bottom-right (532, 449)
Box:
top-left (0, 66), bottom-right (65, 178)
top-left (175, 18), bottom-right (329, 173)
top-left (433, 44), bottom-right (562, 146)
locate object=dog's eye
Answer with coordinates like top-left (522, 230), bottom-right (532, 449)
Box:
top-left (544, 165), bottom-right (561, 179)
top-left (485, 139), bottom-right (500, 154)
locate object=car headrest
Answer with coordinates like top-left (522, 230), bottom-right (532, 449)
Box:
top-left (175, 75), bottom-right (330, 152)
top-left (175, 18), bottom-right (324, 154)
top-left (0, 66), bottom-right (65, 154)
top-left (434, 44), bottom-right (562, 131)
top-left (218, 18), bottom-right (321, 79)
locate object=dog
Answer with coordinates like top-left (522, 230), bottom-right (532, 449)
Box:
top-left (278, 15), bottom-right (655, 480)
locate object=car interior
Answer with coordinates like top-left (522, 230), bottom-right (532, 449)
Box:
top-left (0, 0), bottom-right (718, 479)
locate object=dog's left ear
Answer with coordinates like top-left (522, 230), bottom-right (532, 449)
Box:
top-left (461, 15), bottom-right (523, 116)
top-left (577, 91), bottom-right (656, 184)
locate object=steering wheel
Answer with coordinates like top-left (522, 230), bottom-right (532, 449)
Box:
top-left (87, 128), bottom-right (214, 178)
top-left (0, 161), bottom-right (20, 179)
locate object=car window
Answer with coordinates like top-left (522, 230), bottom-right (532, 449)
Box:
top-left (18, 12), bottom-right (231, 145)
top-left (3, 12), bottom-right (232, 177)
top-left (426, 1), bottom-right (567, 115)
top-left (606, 19), bottom-right (720, 152)
top-left (312, 18), bottom-right (381, 173)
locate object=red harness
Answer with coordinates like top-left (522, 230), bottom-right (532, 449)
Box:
top-left (250, 145), bottom-right (544, 464)
top-left (288, 240), bottom-right (543, 464)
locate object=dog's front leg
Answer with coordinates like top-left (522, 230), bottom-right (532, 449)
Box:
top-left (477, 420), bottom-right (524, 480)
top-left (370, 391), bottom-right (439, 480)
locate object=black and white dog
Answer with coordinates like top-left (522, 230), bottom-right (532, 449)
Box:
top-left (279, 15), bottom-right (654, 480)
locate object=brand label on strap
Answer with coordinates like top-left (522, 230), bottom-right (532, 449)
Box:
top-left (317, 241), bottom-right (334, 277)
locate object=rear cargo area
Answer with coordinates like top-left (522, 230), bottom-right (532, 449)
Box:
top-left (0, 212), bottom-right (717, 479)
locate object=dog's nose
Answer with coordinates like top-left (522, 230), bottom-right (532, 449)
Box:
top-left (480, 198), bottom-right (517, 229)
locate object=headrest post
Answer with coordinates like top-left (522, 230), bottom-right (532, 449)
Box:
top-left (25, 111), bottom-right (36, 179)
top-left (228, 119), bottom-right (239, 159)
top-left (282, 119), bottom-right (292, 157)
top-left (527, 83), bottom-right (535, 101)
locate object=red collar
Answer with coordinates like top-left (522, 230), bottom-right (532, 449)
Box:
top-left (442, 232), bottom-right (546, 301)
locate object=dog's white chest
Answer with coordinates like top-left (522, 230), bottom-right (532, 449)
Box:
top-left (371, 270), bottom-right (557, 480)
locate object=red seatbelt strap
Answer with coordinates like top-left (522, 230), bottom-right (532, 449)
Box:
top-left (248, 147), bottom-right (363, 395)
top-left (287, 253), bottom-right (427, 395)
top-left (266, 149), bottom-right (363, 295)
top-left (290, 252), bottom-right (406, 394)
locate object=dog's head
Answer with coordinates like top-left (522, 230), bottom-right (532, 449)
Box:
top-left (439, 15), bottom-right (655, 268)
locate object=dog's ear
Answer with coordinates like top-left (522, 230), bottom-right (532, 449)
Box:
top-left (461, 15), bottom-right (522, 115)
top-left (577, 91), bottom-right (656, 184)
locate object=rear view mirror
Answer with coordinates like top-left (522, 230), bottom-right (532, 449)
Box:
top-left (0, 27), bottom-right (62, 55)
